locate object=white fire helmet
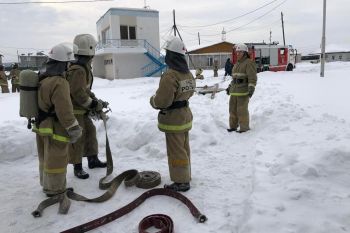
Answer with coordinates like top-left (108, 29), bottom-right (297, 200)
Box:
top-left (47, 43), bottom-right (76, 62)
top-left (235, 43), bottom-right (248, 52)
top-left (163, 36), bottom-right (187, 55)
top-left (73, 34), bottom-right (97, 56)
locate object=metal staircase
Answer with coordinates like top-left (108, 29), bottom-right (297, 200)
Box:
top-left (142, 40), bottom-right (167, 77)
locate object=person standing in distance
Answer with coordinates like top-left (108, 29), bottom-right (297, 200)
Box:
top-left (226, 43), bottom-right (257, 133)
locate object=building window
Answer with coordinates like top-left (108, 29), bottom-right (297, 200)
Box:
top-left (129, 26), bottom-right (136, 39)
top-left (332, 56), bottom-right (335, 60)
top-left (120, 25), bottom-right (128, 40)
top-left (339, 55), bottom-right (342, 60)
top-left (207, 57), bottom-right (213, 67)
top-left (104, 59), bottom-right (113, 65)
top-left (120, 25), bottom-right (137, 40)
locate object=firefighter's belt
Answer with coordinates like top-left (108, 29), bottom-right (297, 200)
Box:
top-left (32, 113), bottom-right (162, 218)
top-left (37, 107), bottom-right (57, 125)
top-left (19, 85), bottom-right (38, 91)
top-left (163, 100), bottom-right (188, 111)
top-left (60, 188), bottom-right (207, 233)
top-left (232, 78), bottom-right (246, 84)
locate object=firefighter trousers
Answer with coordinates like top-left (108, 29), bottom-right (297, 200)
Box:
top-left (229, 95), bottom-right (250, 131)
top-left (1, 85), bottom-right (9, 93)
top-left (12, 84), bottom-right (20, 93)
top-left (36, 134), bottom-right (68, 196)
top-left (165, 132), bottom-right (191, 183)
top-left (68, 114), bottom-right (98, 165)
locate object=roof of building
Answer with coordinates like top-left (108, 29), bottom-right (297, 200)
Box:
top-left (187, 41), bottom-right (268, 54)
top-left (97, 7), bottom-right (159, 24)
top-left (187, 41), bottom-right (234, 54)
top-left (311, 44), bottom-right (350, 54)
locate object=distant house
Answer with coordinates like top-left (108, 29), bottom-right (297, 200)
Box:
top-left (93, 7), bottom-right (165, 79)
top-left (309, 45), bottom-right (350, 62)
top-left (18, 52), bottom-right (47, 70)
top-left (187, 41), bottom-right (269, 70)
top-left (187, 41), bottom-right (234, 70)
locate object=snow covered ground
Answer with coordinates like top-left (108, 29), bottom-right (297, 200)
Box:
top-left (1, 62), bottom-right (350, 233)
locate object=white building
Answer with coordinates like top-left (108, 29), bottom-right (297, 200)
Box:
top-left (93, 7), bottom-right (166, 79)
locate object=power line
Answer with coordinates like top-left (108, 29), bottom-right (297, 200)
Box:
top-left (178, 0), bottom-right (281, 28)
top-left (0, 0), bottom-right (113, 4)
top-left (200, 0), bottom-right (288, 37)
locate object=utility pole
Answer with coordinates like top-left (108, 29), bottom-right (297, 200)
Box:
top-left (281, 12), bottom-right (286, 46)
top-left (173, 9), bottom-right (176, 36)
top-left (198, 32), bottom-right (201, 45)
top-left (269, 30), bottom-right (272, 62)
top-left (171, 9), bottom-right (196, 69)
top-left (320, 0), bottom-right (327, 77)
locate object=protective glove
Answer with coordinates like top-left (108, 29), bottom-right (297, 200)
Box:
top-left (248, 85), bottom-right (255, 98)
top-left (67, 125), bottom-right (82, 143)
top-left (150, 95), bottom-right (159, 109)
top-left (100, 100), bottom-right (109, 108)
top-left (226, 85), bottom-right (231, 95)
top-left (90, 99), bottom-right (104, 112)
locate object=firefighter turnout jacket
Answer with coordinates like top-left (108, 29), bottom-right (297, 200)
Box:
top-left (34, 76), bottom-right (78, 142)
top-left (229, 57), bottom-right (257, 96)
top-left (67, 64), bottom-right (94, 114)
top-left (150, 69), bottom-right (196, 133)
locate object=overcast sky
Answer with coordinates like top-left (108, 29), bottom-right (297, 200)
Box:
top-left (0, 0), bottom-right (349, 62)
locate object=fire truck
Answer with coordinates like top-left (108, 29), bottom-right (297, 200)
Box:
top-left (232, 43), bottom-right (297, 72)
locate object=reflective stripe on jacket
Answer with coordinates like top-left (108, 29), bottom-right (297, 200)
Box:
top-left (33, 126), bottom-right (70, 143)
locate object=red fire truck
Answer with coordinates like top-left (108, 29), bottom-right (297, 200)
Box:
top-left (232, 43), bottom-right (297, 72)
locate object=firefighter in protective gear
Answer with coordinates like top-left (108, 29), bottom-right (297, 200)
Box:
top-left (0, 65), bottom-right (10, 93)
top-left (9, 63), bottom-right (20, 92)
top-left (195, 68), bottom-right (204, 80)
top-left (150, 36), bottom-right (195, 192)
top-left (227, 43), bottom-right (257, 133)
top-left (213, 59), bottom-right (219, 77)
top-left (67, 34), bottom-right (107, 179)
top-left (34, 43), bottom-right (82, 197)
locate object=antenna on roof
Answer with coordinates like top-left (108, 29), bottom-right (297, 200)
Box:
top-left (143, 0), bottom-right (150, 9)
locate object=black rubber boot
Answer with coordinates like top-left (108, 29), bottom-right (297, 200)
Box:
top-left (164, 182), bottom-right (190, 192)
top-left (74, 163), bottom-right (89, 179)
top-left (227, 128), bottom-right (236, 132)
top-left (87, 155), bottom-right (107, 169)
top-left (236, 129), bottom-right (249, 133)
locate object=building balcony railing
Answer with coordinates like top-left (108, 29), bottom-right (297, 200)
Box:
top-left (96, 39), bottom-right (146, 50)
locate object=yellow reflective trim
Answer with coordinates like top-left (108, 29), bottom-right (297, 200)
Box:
top-left (44, 167), bottom-right (66, 174)
top-left (158, 121), bottom-right (192, 131)
top-left (171, 159), bottom-right (189, 166)
top-left (33, 126), bottom-right (70, 143)
top-left (52, 134), bottom-right (70, 143)
top-left (232, 73), bottom-right (247, 77)
top-left (73, 109), bottom-right (87, 115)
top-left (230, 92), bottom-right (249, 96)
